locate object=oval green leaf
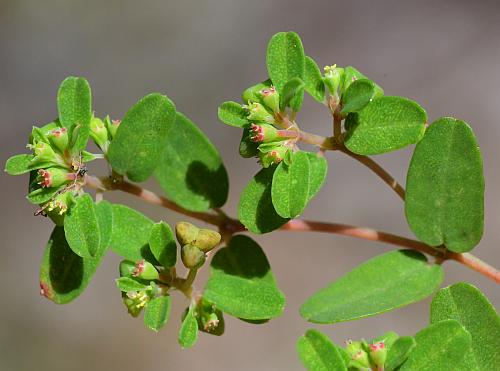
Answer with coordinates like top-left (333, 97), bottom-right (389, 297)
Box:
top-left (300, 250), bottom-right (444, 324)
top-left (64, 194), bottom-right (100, 258)
top-left (400, 320), bottom-right (471, 371)
top-left (341, 78), bottom-right (383, 114)
top-left (304, 56), bottom-right (325, 103)
top-left (344, 96), bottom-right (427, 155)
top-left (149, 221), bottom-right (177, 268)
top-left (430, 282), bottom-right (500, 370)
top-left (5, 154), bottom-right (49, 175)
top-left (280, 77), bottom-right (305, 112)
top-left (39, 226), bottom-right (108, 304)
top-left (154, 112), bottom-right (229, 212)
top-left (95, 200), bottom-right (113, 255)
top-left (178, 306), bottom-right (198, 349)
top-left (144, 295), bottom-right (172, 332)
top-left (115, 277), bottom-right (149, 292)
top-left (297, 329), bottom-right (347, 371)
top-left (385, 336), bottom-right (416, 371)
top-left (405, 117), bottom-right (484, 253)
top-left (218, 101), bottom-right (249, 128)
top-left (203, 235), bottom-right (285, 320)
top-left (239, 166), bottom-right (290, 234)
top-left (107, 93), bottom-right (176, 182)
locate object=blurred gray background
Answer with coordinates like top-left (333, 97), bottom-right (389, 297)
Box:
top-left (1, 0), bottom-right (499, 370)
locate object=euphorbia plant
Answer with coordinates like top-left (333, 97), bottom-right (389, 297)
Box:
top-left (5, 31), bottom-right (500, 370)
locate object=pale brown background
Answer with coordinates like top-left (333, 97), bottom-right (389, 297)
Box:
top-left (1, 0), bottom-right (499, 370)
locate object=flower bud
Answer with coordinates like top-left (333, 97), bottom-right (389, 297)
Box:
top-left (246, 102), bottom-right (274, 123)
top-left (175, 222), bottom-right (200, 246)
top-left (119, 260), bottom-right (136, 277)
top-left (181, 243), bottom-right (206, 269)
top-left (105, 116), bottom-right (121, 139)
top-left (132, 259), bottom-right (159, 280)
top-left (195, 299), bottom-right (224, 335)
top-left (369, 341), bottom-right (387, 368)
top-left (258, 145), bottom-right (289, 168)
top-left (194, 229), bottom-right (221, 252)
top-left (323, 65), bottom-right (344, 96)
top-left (242, 80), bottom-right (272, 104)
top-left (259, 86), bottom-right (280, 113)
top-left (346, 340), bottom-right (371, 369)
top-left (30, 141), bottom-right (62, 165)
top-left (37, 167), bottom-right (72, 188)
top-left (123, 290), bottom-right (150, 317)
top-left (249, 123), bottom-right (280, 143)
top-left (90, 117), bottom-right (109, 149)
top-left (47, 127), bottom-right (69, 153)
top-left (46, 191), bottom-right (74, 225)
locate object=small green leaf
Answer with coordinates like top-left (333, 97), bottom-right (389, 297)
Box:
top-left (405, 118), bottom-right (484, 253)
top-left (5, 154), bottom-right (48, 175)
top-left (272, 151), bottom-right (327, 218)
top-left (341, 66), bottom-right (368, 93)
top-left (203, 235), bottom-right (285, 320)
top-left (341, 78), bottom-right (383, 114)
top-left (430, 282), bottom-right (500, 370)
top-left (149, 221), bottom-right (177, 268)
top-left (218, 101), bottom-right (249, 128)
top-left (57, 77), bottom-right (92, 153)
top-left (300, 250), bottom-right (444, 324)
top-left (266, 32), bottom-right (305, 93)
top-left (344, 96), bottom-right (427, 155)
top-left (110, 204), bottom-right (153, 261)
top-left (39, 226), bottom-right (108, 304)
top-left (297, 329), bottom-right (347, 371)
top-left (107, 93), bottom-right (176, 182)
top-left (385, 336), bottom-right (416, 371)
top-left (95, 200), bottom-right (113, 254)
top-left (64, 194), bottom-right (100, 258)
top-left (115, 277), bottom-right (149, 292)
top-left (27, 186), bottom-right (60, 205)
top-left (304, 56), bottom-right (325, 103)
top-left (154, 112), bottom-right (229, 212)
top-left (178, 306), bottom-right (198, 348)
top-left (144, 295), bottom-right (172, 332)
top-left (280, 77), bottom-right (305, 112)
top-left (400, 320), bottom-right (471, 371)
top-left (238, 166), bottom-right (290, 234)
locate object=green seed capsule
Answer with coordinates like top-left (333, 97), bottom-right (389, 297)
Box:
top-left (181, 243), bottom-right (206, 269)
top-left (175, 222), bottom-right (200, 246)
top-left (194, 229), bottom-right (221, 252)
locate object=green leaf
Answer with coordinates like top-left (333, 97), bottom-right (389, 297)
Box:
top-left (27, 186), bottom-right (60, 205)
top-left (39, 226), bottom-right (108, 304)
top-left (341, 78), bottom-right (383, 114)
top-left (144, 295), bottom-right (172, 332)
top-left (149, 221), bottom-right (177, 268)
top-left (385, 336), bottom-right (416, 371)
top-left (203, 235), bottom-right (285, 320)
top-left (115, 277), bottom-right (149, 292)
top-left (266, 31), bottom-right (305, 93)
top-left (178, 306), bottom-right (198, 349)
top-left (344, 96), bottom-right (427, 155)
top-left (64, 194), bottom-right (100, 258)
top-left (341, 66), bottom-right (368, 93)
top-left (304, 56), bottom-right (325, 103)
top-left (109, 204), bottom-right (153, 261)
top-left (154, 112), bottom-right (229, 212)
top-left (218, 101), bottom-right (249, 128)
top-left (107, 93), bottom-right (176, 182)
top-left (279, 77), bottom-right (305, 112)
top-left (300, 250), bottom-right (444, 324)
top-left (271, 151), bottom-right (326, 218)
top-left (297, 329), bottom-right (347, 371)
top-left (405, 118), bottom-right (484, 253)
top-left (430, 282), bottom-right (500, 370)
top-left (238, 166), bottom-right (290, 234)
top-left (57, 77), bottom-right (92, 153)
top-left (400, 320), bottom-right (471, 371)
top-left (5, 154), bottom-right (49, 175)
top-left (95, 200), bottom-right (113, 255)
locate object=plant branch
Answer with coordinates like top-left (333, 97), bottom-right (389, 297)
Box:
top-left (84, 174), bottom-right (500, 284)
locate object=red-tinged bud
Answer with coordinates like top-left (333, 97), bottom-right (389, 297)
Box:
top-left (369, 341), bottom-right (387, 368)
top-left (249, 123), bottom-right (280, 143)
top-left (37, 168), bottom-right (72, 188)
top-left (247, 102), bottom-right (274, 123)
top-left (346, 340), bottom-right (371, 369)
top-left (47, 127), bottom-right (69, 153)
top-left (132, 259), bottom-right (159, 280)
top-left (90, 117), bottom-right (109, 150)
top-left (105, 116), bottom-right (120, 139)
top-left (30, 141), bottom-right (64, 166)
top-left (260, 86), bottom-right (280, 113)
top-left (258, 145), bottom-right (289, 168)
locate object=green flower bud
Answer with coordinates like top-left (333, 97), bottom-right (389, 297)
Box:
top-left (249, 123), bottom-right (280, 143)
top-left (195, 299), bottom-right (224, 335)
top-left (258, 145), bottom-right (289, 168)
top-left (194, 229), bottom-right (221, 252)
top-left (119, 260), bottom-right (136, 277)
top-left (104, 116), bottom-right (121, 139)
top-left (30, 141), bottom-right (63, 166)
top-left (37, 167), bottom-right (72, 188)
top-left (346, 340), bottom-right (371, 369)
top-left (132, 259), bottom-right (159, 280)
top-left (123, 290), bottom-right (150, 317)
top-left (246, 102), bottom-right (274, 123)
top-left (90, 117), bottom-right (109, 150)
top-left (259, 86), bottom-right (280, 113)
top-left (323, 64), bottom-right (344, 96)
top-left (369, 341), bottom-right (387, 368)
top-left (242, 80), bottom-right (272, 104)
top-left (181, 243), bottom-right (206, 269)
top-left (46, 191), bottom-right (75, 225)
top-left (175, 222), bottom-right (200, 246)
top-left (47, 127), bottom-right (69, 153)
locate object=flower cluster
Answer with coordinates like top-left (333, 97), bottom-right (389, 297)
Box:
top-left (345, 339), bottom-right (388, 370)
top-left (176, 222), bottom-right (221, 269)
